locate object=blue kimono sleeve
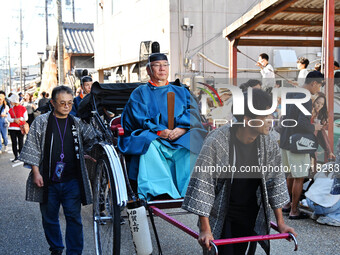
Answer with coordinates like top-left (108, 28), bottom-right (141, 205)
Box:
top-left (70, 96), bottom-right (82, 117)
top-left (174, 89), bottom-right (203, 129)
top-left (118, 92), bottom-right (167, 155)
top-left (123, 97), bottom-right (167, 133)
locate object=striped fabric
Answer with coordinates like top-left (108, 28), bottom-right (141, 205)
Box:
top-left (19, 112), bottom-right (97, 206)
top-left (182, 125), bottom-right (289, 254)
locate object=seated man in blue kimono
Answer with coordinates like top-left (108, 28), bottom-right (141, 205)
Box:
top-left (118, 53), bottom-right (207, 200)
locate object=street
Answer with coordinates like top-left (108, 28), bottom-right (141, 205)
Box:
top-left (0, 145), bottom-right (339, 255)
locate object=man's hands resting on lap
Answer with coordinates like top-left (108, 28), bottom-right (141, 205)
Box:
top-left (158, 128), bottom-right (187, 140)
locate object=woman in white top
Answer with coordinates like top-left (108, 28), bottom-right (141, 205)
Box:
top-left (0, 94), bottom-right (9, 153)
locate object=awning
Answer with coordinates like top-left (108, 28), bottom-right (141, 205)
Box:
top-left (224, 0), bottom-right (339, 150)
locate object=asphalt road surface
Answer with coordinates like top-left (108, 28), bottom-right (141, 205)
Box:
top-left (0, 145), bottom-right (339, 255)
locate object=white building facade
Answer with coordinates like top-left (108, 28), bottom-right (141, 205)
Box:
top-left (94, 0), bottom-right (324, 86)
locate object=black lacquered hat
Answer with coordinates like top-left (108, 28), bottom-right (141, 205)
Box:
top-left (148, 53), bottom-right (168, 63)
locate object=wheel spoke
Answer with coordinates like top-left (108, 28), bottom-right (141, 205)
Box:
top-left (93, 157), bottom-right (121, 255)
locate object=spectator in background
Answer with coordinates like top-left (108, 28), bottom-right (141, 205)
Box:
top-left (239, 79), bottom-right (262, 92)
top-left (0, 91), bottom-right (11, 106)
top-left (70, 76), bottom-right (93, 117)
top-left (311, 92), bottom-right (335, 164)
top-left (335, 72), bottom-right (340, 92)
top-left (0, 94), bottom-right (9, 154)
top-left (22, 93), bottom-right (37, 126)
top-left (295, 57), bottom-right (310, 87)
top-left (32, 94), bottom-right (38, 106)
top-left (314, 62), bottom-right (322, 72)
top-left (18, 92), bottom-right (23, 102)
top-left (75, 87), bottom-right (82, 97)
top-left (82, 69), bottom-right (89, 77)
top-left (38, 91), bottom-right (50, 114)
top-left (331, 140), bottom-right (340, 196)
top-left (256, 53), bottom-right (275, 89)
top-left (280, 71), bottom-right (324, 219)
top-left (334, 61), bottom-right (340, 72)
top-left (7, 93), bottom-right (28, 162)
top-left (305, 162), bottom-right (340, 227)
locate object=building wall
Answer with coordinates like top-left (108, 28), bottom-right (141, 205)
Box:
top-left (95, 0), bottom-right (322, 84)
top-left (95, 0), bottom-right (171, 78)
top-left (169, 0), bottom-right (252, 83)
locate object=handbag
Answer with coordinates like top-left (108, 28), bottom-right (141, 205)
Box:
top-left (12, 106), bottom-right (30, 135)
top-left (20, 122), bottom-right (30, 135)
top-left (289, 133), bottom-right (318, 154)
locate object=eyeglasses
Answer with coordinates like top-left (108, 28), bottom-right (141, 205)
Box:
top-left (150, 63), bottom-right (170, 68)
top-left (56, 101), bottom-right (73, 107)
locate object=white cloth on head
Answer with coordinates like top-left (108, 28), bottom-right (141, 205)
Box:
top-left (8, 94), bottom-right (20, 104)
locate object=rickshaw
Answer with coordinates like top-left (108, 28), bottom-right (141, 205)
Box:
top-left (77, 81), bottom-right (298, 255)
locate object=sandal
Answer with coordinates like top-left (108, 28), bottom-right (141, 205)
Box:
top-left (289, 212), bottom-right (310, 220)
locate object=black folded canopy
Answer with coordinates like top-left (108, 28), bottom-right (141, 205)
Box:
top-left (77, 81), bottom-right (143, 119)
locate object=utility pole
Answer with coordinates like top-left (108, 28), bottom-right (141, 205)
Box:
top-left (8, 38), bottom-right (11, 93)
top-left (45, 0), bottom-right (49, 59)
top-left (57, 0), bottom-right (64, 85)
top-left (19, 6), bottom-right (23, 92)
top-left (23, 73), bottom-right (26, 92)
top-left (72, 0), bottom-right (75, 22)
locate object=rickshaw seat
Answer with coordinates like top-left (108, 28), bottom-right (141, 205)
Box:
top-left (110, 116), bottom-right (124, 136)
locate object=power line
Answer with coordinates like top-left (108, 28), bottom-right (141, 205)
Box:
top-left (242, 0), bottom-right (261, 16)
top-left (188, 32), bottom-right (222, 59)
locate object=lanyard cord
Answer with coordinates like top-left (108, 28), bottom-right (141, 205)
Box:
top-left (54, 115), bottom-right (68, 162)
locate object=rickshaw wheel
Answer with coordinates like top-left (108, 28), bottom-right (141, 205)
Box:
top-left (93, 155), bottom-right (121, 255)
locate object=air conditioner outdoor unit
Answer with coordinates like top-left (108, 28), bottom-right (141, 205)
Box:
top-left (273, 49), bottom-right (297, 69)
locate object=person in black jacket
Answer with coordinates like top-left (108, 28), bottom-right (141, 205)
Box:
top-left (280, 71), bottom-right (324, 219)
top-left (70, 76), bottom-right (93, 117)
top-left (38, 91), bottom-right (50, 114)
